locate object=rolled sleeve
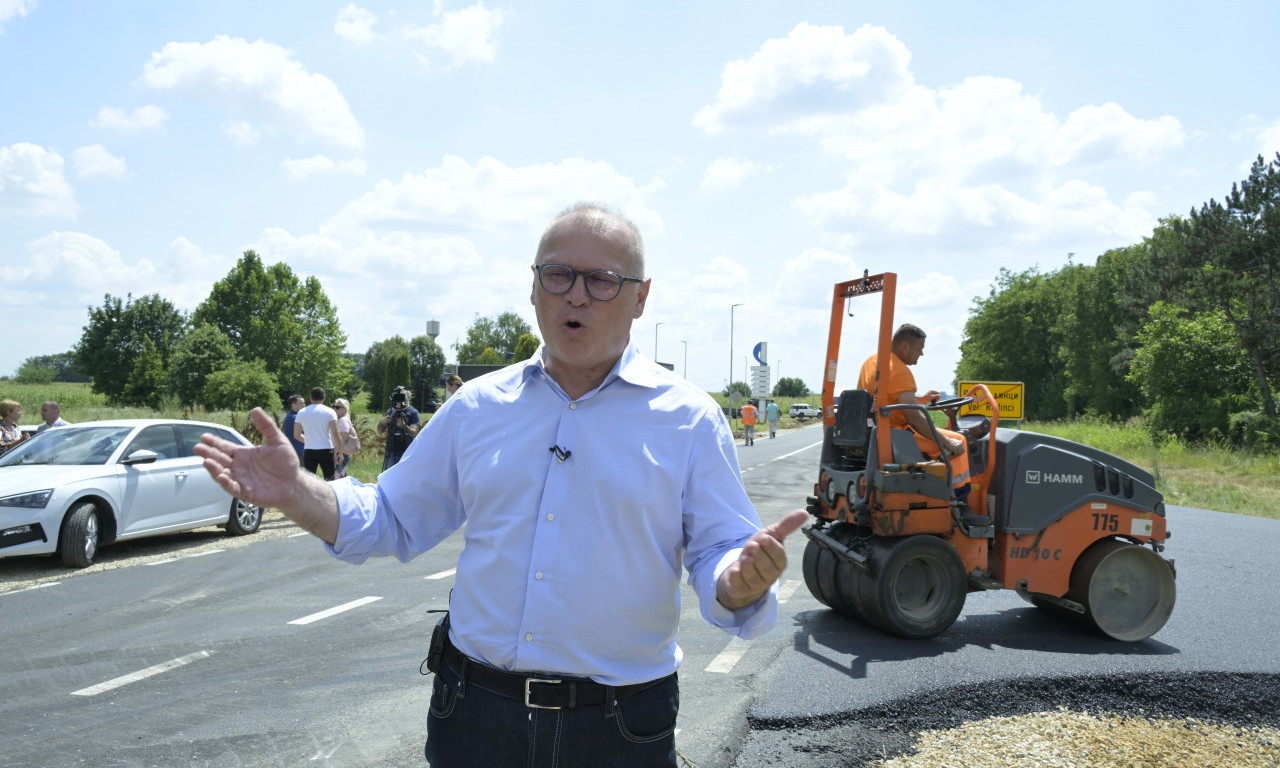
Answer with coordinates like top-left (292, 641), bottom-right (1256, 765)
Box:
top-left (694, 547), bottom-right (780, 640)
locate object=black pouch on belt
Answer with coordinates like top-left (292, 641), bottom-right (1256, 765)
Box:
top-left (424, 611), bottom-right (450, 674)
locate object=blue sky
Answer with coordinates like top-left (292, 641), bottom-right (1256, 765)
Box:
top-left (3, 1), bottom-right (1278, 397)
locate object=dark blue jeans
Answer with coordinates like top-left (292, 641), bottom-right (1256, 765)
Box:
top-left (424, 653), bottom-right (678, 767)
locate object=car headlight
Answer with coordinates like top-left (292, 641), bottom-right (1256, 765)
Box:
top-left (0, 489), bottom-right (54, 508)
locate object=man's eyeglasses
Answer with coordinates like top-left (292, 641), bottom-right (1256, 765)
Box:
top-left (532, 263), bottom-right (644, 302)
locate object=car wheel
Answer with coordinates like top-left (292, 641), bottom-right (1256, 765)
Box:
top-left (59, 502), bottom-right (100, 568)
top-left (226, 497), bottom-right (262, 536)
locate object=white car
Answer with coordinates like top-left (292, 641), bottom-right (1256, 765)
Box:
top-left (0, 419), bottom-right (262, 567)
top-left (789, 403), bottom-right (822, 419)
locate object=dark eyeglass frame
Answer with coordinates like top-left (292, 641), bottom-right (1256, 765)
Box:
top-left (532, 263), bottom-right (645, 302)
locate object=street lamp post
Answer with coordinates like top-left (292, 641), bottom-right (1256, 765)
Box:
top-left (654, 321), bottom-right (664, 362)
top-left (681, 340), bottom-right (687, 379)
top-left (730, 303), bottom-right (743, 394)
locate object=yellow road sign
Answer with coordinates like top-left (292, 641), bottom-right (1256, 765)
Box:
top-left (957, 380), bottom-right (1024, 420)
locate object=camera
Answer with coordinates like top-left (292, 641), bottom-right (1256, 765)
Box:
top-left (390, 386), bottom-right (409, 409)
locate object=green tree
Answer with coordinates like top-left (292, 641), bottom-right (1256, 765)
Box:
top-left (513, 333), bottom-right (540, 362)
top-left (122, 337), bottom-right (168, 409)
top-left (361, 336), bottom-right (409, 412)
top-left (203, 360), bottom-right (281, 411)
top-left (409, 335), bottom-right (447, 407)
top-left (15, 360), bottom-right (56, 384)
top-left (1128, 302), bottom-right (1253, 441)
top-left (454, 311), bottom-right (535, 363)
top-left (1148, 154), bottom-right (1280, 419)
top-left (73, 293), bottom-right (187, 403)
top-left (1054, 248), bottom-right (1147, 419)
top-left (957, 268), bottom-right (1070, 421)
top-left (475, 347), bottom-right (505, 365)
top-left (384, 352), bottom-right (411, 409)
top-left (192, 250), bottom-right (351, 399)
top-left (16, 352), bottom-right (88, 383)
top-left (724, 381), bottom-right (751, 398)
top-left (166, 323), bottom-right (237, 406)
top-left (773, 377), bottom-right (808, 397)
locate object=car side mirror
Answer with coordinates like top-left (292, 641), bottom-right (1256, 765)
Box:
top-left (121, 449), bottom-right (160, 465)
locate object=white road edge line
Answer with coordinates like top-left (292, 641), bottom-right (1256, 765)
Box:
top-left (777, 579), bottom-right (802, 603)
top-left (288, 596), bottom-right (383, 626)
top-left (426, 568), bottom-right (457, 580)
top-left (704, 638), bottom-right (749, 674)
top-left (773, 440), bottom-right (823, 461)
top-left (9, 582), bottom-right (62, 594)
top-left (71, 650), bottom-right (213, 696)
top-left (144, 549), bottom-right (225, 566)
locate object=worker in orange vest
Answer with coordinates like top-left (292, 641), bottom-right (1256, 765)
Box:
top-left (741, 400), bottom-right (759, 446)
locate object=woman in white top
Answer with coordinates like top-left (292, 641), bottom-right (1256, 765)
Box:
top-left (333, 398), bottom-right (357, 479)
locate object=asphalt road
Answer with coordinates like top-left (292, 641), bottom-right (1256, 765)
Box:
top-left (2, 423), bottom-right (1276, 767)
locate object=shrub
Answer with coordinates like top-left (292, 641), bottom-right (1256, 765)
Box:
top-left (202, 360), bottom-right (280, 411)
top-left (1228, 411), bottom-right (1280, 451)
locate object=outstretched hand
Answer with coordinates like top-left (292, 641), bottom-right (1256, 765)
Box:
top-left (194, 407), bottom-right (303, 510)
top-left (717, 509), bottom-right (810, 611)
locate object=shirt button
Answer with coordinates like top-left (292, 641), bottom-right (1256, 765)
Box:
top-left (535, 571), bottom-right (543, 580)
top-left (569, 402), bottom-right (577, 410)
top-left (525, 633), bottom-right (534, 642)
top-left (546, 513), bottom-right (554, 521)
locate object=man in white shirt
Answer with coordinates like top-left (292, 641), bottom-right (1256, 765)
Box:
top-left (37, 401), bottom-right (71, 432)
top-left (196, 204), bottom-right (807, 767)
top-left (292, 387), bottom-right (342, 481)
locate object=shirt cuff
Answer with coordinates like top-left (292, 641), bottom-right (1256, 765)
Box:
top-left (323, 476), bottom-right (378, 563)
top-left (698, 548), bottom-right (780, 641)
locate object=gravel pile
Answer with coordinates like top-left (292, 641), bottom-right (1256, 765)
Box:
top-left (878, 709), bottom-right (1278, 767)
top-left (734, 672), bottom-right (1280, 767)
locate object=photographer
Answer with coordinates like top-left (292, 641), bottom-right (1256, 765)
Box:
top-left (377, 385), bottom-right (420, 470)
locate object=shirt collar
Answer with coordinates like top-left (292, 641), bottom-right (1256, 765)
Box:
top-left (522, 338), bottom-right (659, 399)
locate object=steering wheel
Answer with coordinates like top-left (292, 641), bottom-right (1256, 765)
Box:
top-left (925, 396), bottom-right (973, 411)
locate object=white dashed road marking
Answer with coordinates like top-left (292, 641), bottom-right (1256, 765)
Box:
top-left (704, 638), bottom-right (750, 674)
top-left (71, 650), bottom-right (213, 696)
top-left (288, 596), bottom-right (383, 626)
top-left (426, 568), bottom-right (457, 580)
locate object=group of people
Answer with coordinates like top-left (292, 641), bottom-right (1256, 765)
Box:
top-left (278, 374), bottom-right (466, 480)
top-left (192, 203), bottom-right (964, 767)
top-left (738, 399), bottom-right (782, 445)
top-left (0, 399), bottom-right (70, 456)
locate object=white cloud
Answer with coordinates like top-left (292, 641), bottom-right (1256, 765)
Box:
top-left (1256, 116), bottom-right (1280, 161)
top-left (222, 120), bottom-right (261, 146)
top-left (404, 2), bottom-right (505, 67)
top-left (693, 23), bottom-right (913, 135)
top-left (71, 144), bottom-right (127, 180)
top-left (2, 231), bottom-right (154, 291)
top-left (328, 154), bottom-right (664, 236)
top-left (700, 157), bottom-right (762, 192)
top-left (141, 35), bottom-right (365, 149)
top-left (0, 143), bottom-right (77, 219)
top-left (696, 23), bottom-right (1184, 249)
top-left (335, 4), bottom-right (378, 43)
top-left (89, 104), bottom-right (169, 134)
top-left (281, 155), bottom-right (368, 180)
top-left (248, 155), bottom-right (663, 362)
top-left (0, 0), bottom-right (36, 34)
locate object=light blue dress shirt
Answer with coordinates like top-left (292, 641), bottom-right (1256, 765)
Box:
top-left (327, 341), bottom-right (776, 685)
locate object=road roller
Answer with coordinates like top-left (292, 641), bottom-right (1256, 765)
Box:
top-left (802, 271), bottom-right (1176, 641)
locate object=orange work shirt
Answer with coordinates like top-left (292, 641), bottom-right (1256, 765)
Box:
top-left (741, 403), bottom-right (758, 425)
top-left (857, 352), bottom-right (917, 432)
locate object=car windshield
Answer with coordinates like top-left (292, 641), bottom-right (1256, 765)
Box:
top-left (0, 426), bottom-right (134, 466)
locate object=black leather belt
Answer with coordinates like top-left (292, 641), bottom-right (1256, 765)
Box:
top-left (442, 639), bottom-right (670, 709)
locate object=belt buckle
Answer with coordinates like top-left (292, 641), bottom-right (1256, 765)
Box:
top-left (524, 677), bottom-right (563, 709)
